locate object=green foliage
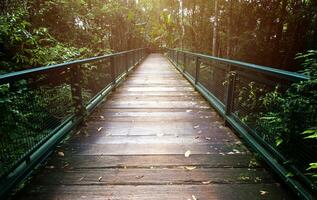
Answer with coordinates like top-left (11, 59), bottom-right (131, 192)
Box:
top-left (236, 81), bottom-right (266, 124)
top-left (0, 0), bottom-right (146, 177)
top-left (296, 50), bottom-right (317, 78)
top-left (259, 50), bottom-right (317, 180)
top-left (302, 129), bottom-right (317, 140)
top-left (0, 6), bottom-right (91, 73)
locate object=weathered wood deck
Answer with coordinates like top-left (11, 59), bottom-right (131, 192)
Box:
top-left (15, 54), bottom-right (292, 199)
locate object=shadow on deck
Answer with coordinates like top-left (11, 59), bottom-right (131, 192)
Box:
top-left (14, 54), bottom-right (292, 200)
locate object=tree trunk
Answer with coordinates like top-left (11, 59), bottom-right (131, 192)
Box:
top-left (179, 0), bottom-right (185, 50)
top-left (226, 0), bottom-right (233, 58)
top-left (272, 0), bottom-right (287, 67)
top-left (212, 0), bottom-right (218, 56)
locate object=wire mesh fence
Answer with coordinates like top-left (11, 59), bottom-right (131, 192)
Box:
top-left (0, 48), bottom-right (146, 183)
top-left (0, 68), bottom-right (74, 178)
top-left (166, 48), bottom-right (316, 198)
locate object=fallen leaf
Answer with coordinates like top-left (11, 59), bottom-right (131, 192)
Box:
top-left (184, 150), bottom-right (191, 157)
top-left (62, 163), bottom-right (69, 168)
top-left (97, 127), bottom-right (103, 132)
top-left (202, 180), bottom-right (212, 184)
top-left (157, 133), bottom-right (164, 137)
top-left (58, 151), bottom-right (64, 157)
top-left (185, 166), bottom-right (196, 170)
top-left (98, 176), bottom-right (103, 181)
top-left (233, 149), bottom-right (240, 153)
top-left (135, 175), bottom-right (144, 179)
top-left (100, 115), bottom-right (104, 120)
top-left (260, 190), bottom-right (268, 195)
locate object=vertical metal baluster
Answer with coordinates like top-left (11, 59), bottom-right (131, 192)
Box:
top-left (70, 65), bottom-right (84, 116)
top-left (183, 53), bottom-right (186, 73)
top-left (176, 51), bottom-right (179, 66)
top-left (110, 56), bottom-right (116, 86)
top-left (225, 70), bottom-right (236, 116)
top-left (133, 51), bottom-right (135, 66)
top-left (125, 52), bottom-right (129, 74)
top-left (195, 57), bottom-right (201, 85)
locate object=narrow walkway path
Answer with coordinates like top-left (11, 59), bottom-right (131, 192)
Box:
top-left (16, 54), bottom-right (291, 199)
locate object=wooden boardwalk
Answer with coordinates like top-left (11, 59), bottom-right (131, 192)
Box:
top-left (15, 54), bottom-right (292, 200)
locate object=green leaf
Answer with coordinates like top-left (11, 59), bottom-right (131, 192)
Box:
top-left (286, 172), bottom-right (294, 177)
top-left (275, 137), bottom-right (283, 146)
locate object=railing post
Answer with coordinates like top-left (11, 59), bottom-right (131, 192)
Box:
top-left (176, 51), bottom-right (179, 66)
top-left (225, 70), bottom-right (236, 116)
top-left (183, 53), bottom-right (186, 73)
top-left (133, 51), bottom-right (136, 66)
top-left (125, 53), bottom-right (129, 73)
top-left (136, 50), bottom-right (138, 65)
top-left (195, 57), bottom-right (201, 85)
top-left (110, 56), bottom-right (116, 86)
top-left (171, 50), bottom-right (173, 61)
top-left (70, 65), bottom-right (84, 116)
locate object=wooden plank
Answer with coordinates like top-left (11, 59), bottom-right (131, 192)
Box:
top-left (81, 121), bottom-right (235, 138)
top-left (92, 108), bottom-right (218, 115)
top-left (101, 100), bottom-right (210, 109)
top-left (112, 91), bottom-right (201, 96)
top-left (69, 135), bottom-right (239, 144)
top-left (31, 168), bottom-right (276, 185)
top-left (46, 154), bottom-right (259, 169)
top-left (116, 86), bottom-right (195, 92)
top-left (123, 80), bottom-right (191, 86)
top-left (88, 110), bottom-right (221, 122)
top-left (16, 184), bottom-right (292, 200)
top-left (60, 143), bottom-right (250, 155)
top-left (106, 95), bottom-right (205, 101)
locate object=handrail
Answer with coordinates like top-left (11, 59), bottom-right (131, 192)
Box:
top-left (165, 48), bottom-right (316, 200)
top-left (0, 48), bottom-right (145, 84)
top-left (166, 48), bottom-right (309, 82)
top-left (0, 48), bottom-right (148, 199)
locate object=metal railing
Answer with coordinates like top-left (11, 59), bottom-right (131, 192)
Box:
top-left (0, 48), bottom-right (147, 198)
top-left (166, 48), bottom-right (316, 200)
